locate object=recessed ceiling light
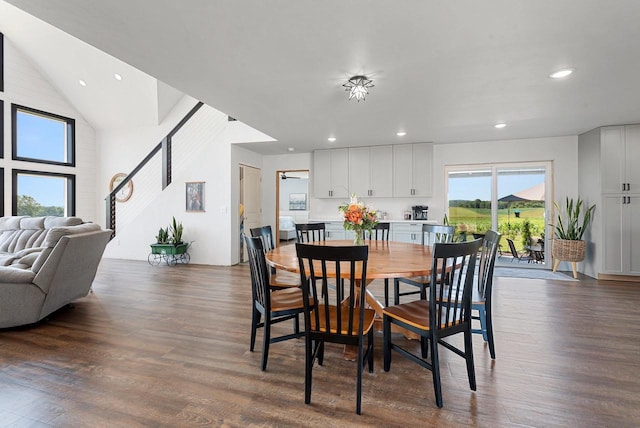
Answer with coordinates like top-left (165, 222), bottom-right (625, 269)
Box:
top-left (549, 68), bottom-right (575, 79)
top-left (114, 73), bottom-right (123, 81)
top-left (79, 79), bottom-right (87, 87)
top-left (494, 123), bottom-right (507, 129)
top-left (288, 147), bottom-right (294, 152)
top-left (396, 131), bottom-right (406, 137)
top-left (328, 137), bottom-right (337, 142)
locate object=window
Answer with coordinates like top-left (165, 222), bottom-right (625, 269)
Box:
top-left (446, 162), bottom-right (551, 266)
top-left (12, 170), bottom-right (75, 216)
top-left (11, 104), bottom-right (75, 166)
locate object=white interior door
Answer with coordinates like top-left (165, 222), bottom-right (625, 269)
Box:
top-left (240, 165), bottom-right (262, 262)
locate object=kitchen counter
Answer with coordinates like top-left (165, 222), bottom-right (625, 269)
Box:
top-left (308, 219), bottom-right (438, 224)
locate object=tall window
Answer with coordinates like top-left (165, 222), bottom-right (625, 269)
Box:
top-left (0, 32), bottom-right (4, 92)
top-left (11, 104), bottom-right (75, 166)
top-left (13, 170), bottom-right (75, 216)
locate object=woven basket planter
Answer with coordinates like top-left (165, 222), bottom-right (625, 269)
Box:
top-left (551, 239), bottom-right (586, 262)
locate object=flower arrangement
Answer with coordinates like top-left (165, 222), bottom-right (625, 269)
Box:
top-left (338, 194), bottom-right (378, 245)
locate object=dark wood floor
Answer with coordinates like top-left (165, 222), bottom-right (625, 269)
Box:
top-left (1, 259), bottom-right (639, 427)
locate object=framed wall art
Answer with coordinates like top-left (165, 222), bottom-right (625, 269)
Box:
top-left (289, 193), bottom-right (307, 210)
top-left (186, 181), bottom-right (205, 212)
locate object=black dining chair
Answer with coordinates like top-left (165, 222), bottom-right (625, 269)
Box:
top-left (391, 224), bottom-right (455, 305)
top-left (296, 243), bottom-right (374, 415)
top-left (472, 230), bottom-right (501, 359)
top-left (250, 225), bottom-right (300, 289)
top-left (245, 236), bottom-right (311, 371)
top-left (295, 223), bottom-right (326, 243)
top-left (383, 239), bottom-right (482, 408)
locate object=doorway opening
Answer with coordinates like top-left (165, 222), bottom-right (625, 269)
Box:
top-left (275, 170), bottom-right (309, 246)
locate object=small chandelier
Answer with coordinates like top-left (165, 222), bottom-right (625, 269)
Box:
top-left (343, 75), bottom-right (374, 102)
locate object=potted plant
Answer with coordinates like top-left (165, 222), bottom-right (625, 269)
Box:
top-left (551, 197), bottom-right (596, 277)
top-left (151, 217), bottom-right (188, 256)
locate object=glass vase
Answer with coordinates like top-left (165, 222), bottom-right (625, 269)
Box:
top-left (353, 229), bottom-right (365, 246)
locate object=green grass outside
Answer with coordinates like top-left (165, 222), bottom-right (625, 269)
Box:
top-left (448, 206), bottom-right (546, 252)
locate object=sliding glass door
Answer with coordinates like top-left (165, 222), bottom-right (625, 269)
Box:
top-left (447, 162), bottom-right (551, 266)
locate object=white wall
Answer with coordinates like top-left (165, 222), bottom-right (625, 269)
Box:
top-left (1, 36), bottom-right (98, 220)
top-left (101, 102), bottom-right (237, 265)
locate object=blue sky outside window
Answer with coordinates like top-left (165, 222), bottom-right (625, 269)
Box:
top-left (16, 110), bottom-right (67, 163)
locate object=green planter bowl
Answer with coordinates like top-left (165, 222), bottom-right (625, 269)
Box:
top-left (150, 243), bottom-right (188, 255)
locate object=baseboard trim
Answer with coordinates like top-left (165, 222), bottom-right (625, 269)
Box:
top-left (598, 273), bottom-right (640, 283)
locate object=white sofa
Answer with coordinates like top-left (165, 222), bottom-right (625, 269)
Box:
top-left (0, 216), bottom-right (112, 328)
top-left (279, 216), bottom-right (297, 241)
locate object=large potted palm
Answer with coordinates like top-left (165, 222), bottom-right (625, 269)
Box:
top-left (551, 197), bottom-right (595, 278)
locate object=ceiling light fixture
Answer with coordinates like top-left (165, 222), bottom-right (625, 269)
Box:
top-left (288, 147), bottom-right (294, 152)
top-left (343, 75), bottom-right (374, 102)
top-left (79, 79), bottom-right (87, 87)
top-left (328, 137), bottom-right (337, 142)
top-left (494, 123), bottom-right (507, 129)
top-left (396, 131), bottom-right (406, 137)
top-left (549, 68), bottom-right (575, 79)
top-left (114, 73), bottom-right (123, 81)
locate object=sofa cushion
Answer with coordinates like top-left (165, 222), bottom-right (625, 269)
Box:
top-left (43, 216), bottom-right (84, 228)
top-left (20, 217), bottom-right (46, 229)
top-left (0, 266), bottom-right (37, 283)
top-left (0, 216), bottom-right (26, 231)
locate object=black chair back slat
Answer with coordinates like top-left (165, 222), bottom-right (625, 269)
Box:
top-left (430, 239), bottom-right (480, 332)
top-left (245, 236), bottom-right (270, 313)
top-left (296, 243), bottom-right (368, 337)
top-left (295, 223), bottom-right (326, 243)
top-left (366, 222), bottom-right (390, 241)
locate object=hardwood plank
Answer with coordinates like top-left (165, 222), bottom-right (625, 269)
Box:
top-left (0, 259), bottom-right (639, 427)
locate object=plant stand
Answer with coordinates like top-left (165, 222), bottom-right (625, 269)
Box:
top-left (551, 239), bottom-right (586, 279)
top-left (148, 242), bottom-right (190, 266)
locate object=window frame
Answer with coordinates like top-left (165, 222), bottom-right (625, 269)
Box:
top-left (0, 32), bottom-right (4, 92)
top-left (12, 169), bottom-right (76, 216)
top-left (11, 104), bottom-right (76, 167)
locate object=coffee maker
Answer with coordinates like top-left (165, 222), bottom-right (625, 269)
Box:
top-left (412, 205), bottom-right (429, 220)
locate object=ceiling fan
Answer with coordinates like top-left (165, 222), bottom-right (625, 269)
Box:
top-left (280, 172), bottom-right (301, 180)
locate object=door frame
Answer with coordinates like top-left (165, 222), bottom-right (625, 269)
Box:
top-left (275, 169), bottom-right (309, 247)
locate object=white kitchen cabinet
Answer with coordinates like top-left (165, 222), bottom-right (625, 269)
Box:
top-left (578, 124), bottom-right (640, 278)
top-left (313, 148), bottom-right (349, 199)
top-left (601, 125), bottom-right (640, 194)
top-left (392, 223), bottom-right (424, 244)
top-left (349, 145), bottom-right (393, 198)
top-left (393, 143), bottom-right (433, 197)
top-left (325, 222), bottom-right (347, 240)
top-left (601, 194), bottom-right (640, 275)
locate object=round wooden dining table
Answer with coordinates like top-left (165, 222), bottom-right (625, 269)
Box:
top-left (265, 239), bottom-right (434, 319)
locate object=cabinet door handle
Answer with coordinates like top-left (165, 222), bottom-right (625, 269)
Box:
top-left (628, 183), bottom-right (631, 191)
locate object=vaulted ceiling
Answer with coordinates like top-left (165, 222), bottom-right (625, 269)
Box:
top-left (3, 0), bottom-right (640, 155)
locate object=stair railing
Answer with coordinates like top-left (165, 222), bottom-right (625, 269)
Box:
top-left (105, 101), bottom-right (204, 237)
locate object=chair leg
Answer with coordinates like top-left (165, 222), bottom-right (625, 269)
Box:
top-left (261, 317), bottom-right (271, 371)
top-left (383, 315), bottom-right (391, 372)
top-left (430, 335), bottom-right (443, 408)
top-left (305, 336), bottom-right (313, 405)
top-left (250, 307), bottom-right (260, 352)
top-left (485, 305), bottom-right (496, 359)
top-left (356, 338), bottom-right (364, 414)
top-left (464, 327), bottom-right (477, 391)
top-left (420, 336), bottom-right (429, 359)
top-left (367, 330), bottom-right (374, 373)
top-left (478, 307), bottom-right (488, 342)
top-left (393, 279), bottom-right (400, 305)
top-left (384, 279), bottom-right (390, 307)
top-left (294, 313), bottom-right (300, 334)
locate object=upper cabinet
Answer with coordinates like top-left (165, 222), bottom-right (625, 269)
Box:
top-left (601, 125), bottom-right (640, 194)
top-left (348, 145), bottom-right (393, 197)
top-left (393, 143), bottom-right (433, 197)
top-left (313, 148), bottom-right (349, 199)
